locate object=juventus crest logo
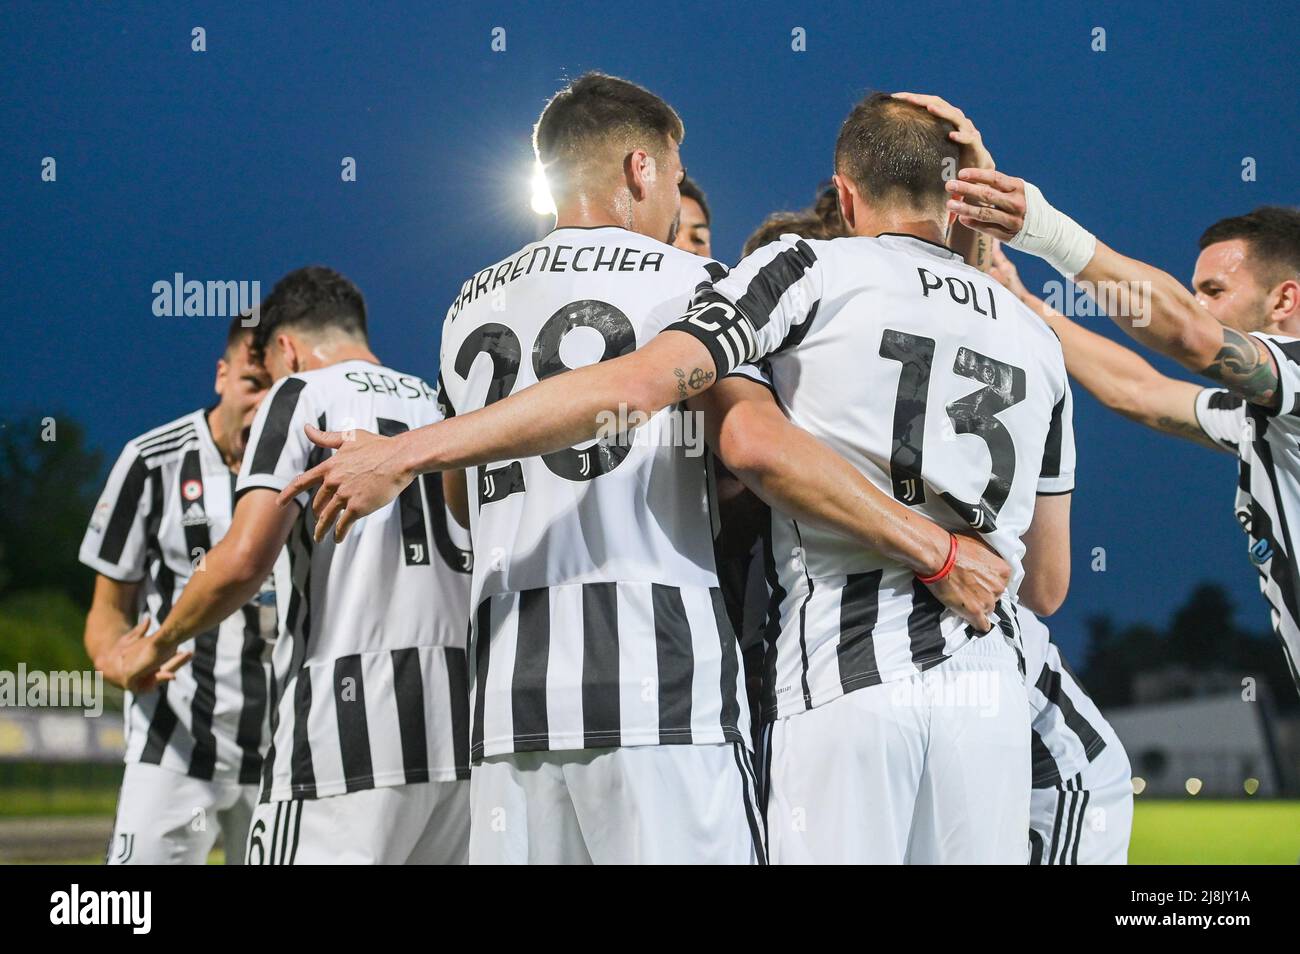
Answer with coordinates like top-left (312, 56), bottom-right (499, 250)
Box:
top-left (111, 832), bottom-right (135, 864)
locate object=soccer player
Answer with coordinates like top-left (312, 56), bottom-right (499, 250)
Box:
top-left (117, 267), bottom-right (473, 864)
top-left (735, 203), bottom-right (1125, 864)
top-left (672, 175), bottom-right (712, 257)
top-left (286, 90), bottom-right (1061, 863)
top-left (949, 169), bottom-right (1300, 690)
top-left (1018, 607), bottom-right (1133, 865)
top-left (81, 317), bottom-right (275, 864)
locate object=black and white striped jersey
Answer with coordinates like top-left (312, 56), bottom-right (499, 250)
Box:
top-left (79, 409), bottom-right (276, 784)
top-left (438, 227), bottom-right (748, 761)
top-left (1194, 333), bottom-right (1300, 693)
top-left (1018, 607), bottom-right (1126, 789)
top-left (237, 361), bottom-right (473, 801)
top-left (675, 233), bottom-right (1076, 720)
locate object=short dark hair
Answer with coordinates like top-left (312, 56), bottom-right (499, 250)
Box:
top-left (224, 314), bottom-right (255, 358)
top-left (533, 72), bottom-right (684, 198)
top-left (679, 175), bottom-right (710, 225)
top-left (1199, 207), bottom-right (1300, 284)
top-left (253, 266), bottom-right (367, 359)
top-left (834, 92), bottom-right (958, 214)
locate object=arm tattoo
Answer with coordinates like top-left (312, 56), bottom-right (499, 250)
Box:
top-left (1200, 327), bottom-right (1280, 407)
top-left (673, 366), bottom-right (714, 401)
top-left (687, 367), bottom-right (715, 390)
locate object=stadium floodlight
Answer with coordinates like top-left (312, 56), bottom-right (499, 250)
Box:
top-left (530, 161), bottom-right (556, 216)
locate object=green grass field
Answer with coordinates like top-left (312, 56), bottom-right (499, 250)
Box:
top-left (1129, 801), bottom-right (1300, 865)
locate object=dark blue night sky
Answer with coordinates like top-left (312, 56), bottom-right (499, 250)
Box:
top-left (4, 1), bottom-right (1297, 660)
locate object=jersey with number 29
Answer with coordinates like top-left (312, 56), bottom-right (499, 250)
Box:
top-left (438, 226), bottom-right (748, 761)
top-left (669, 233), bottom-right (1076, 720)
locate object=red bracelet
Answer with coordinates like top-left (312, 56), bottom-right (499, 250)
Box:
top-left (917, 532), bottom-right (958, 584)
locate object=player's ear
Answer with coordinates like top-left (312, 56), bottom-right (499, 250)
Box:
top-left (278, 333), bottom-right (299, 373)
top-left (1270, 278), bottom-right (1300, 327)
top-left (214, 357), bottom-right (228, 397)
top-left (625, 148), bottom-right (651, 202)
top-left (833, 174), bottom-right (856, 230)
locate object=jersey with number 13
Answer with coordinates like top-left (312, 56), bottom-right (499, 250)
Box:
top-left (668, 232), bottom-right (1077, 719)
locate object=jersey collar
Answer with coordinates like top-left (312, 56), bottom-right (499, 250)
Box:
top-left (875, 231), bottom-right (963, 262)
top-left (198, 406), bottom-right (232, 473)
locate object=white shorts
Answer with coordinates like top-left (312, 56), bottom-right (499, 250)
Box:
top-left (246, 780), bottom-right (469, 864)
top-left (1029, 742), bottom-right (1134, 865)
top-left (469, 743), bottom-right (765, 864)
top-left (765, 635), bottom-right (1030, 864)
top-left (107, 761), bottom-right (257, 865)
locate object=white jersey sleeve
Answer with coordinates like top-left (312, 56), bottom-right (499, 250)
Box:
top-left (1193, 387), bottom-right (1247, 452)
top-left (665, 234), bottom-right (823, 376)
top-left (1037, 377), bottom-right (1077, 495)
top-left (237, 375), bottom-right (320, 507)
top-left (1254, 332), bottom-right (1300, 419)
top-left (79, 440), bottom-right (154, 581)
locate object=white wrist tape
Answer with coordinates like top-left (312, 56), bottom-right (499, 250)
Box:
top-left (1007, 181), bottom-right (1097, 279)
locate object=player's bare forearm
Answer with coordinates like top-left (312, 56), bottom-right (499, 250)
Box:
top-left (1076, 240), bottom-right (1219, 362)
top-left (153, 543), bottom-right (265, 650)
top-left (1075, 242), bottom-right (1281, 402)
top-left (746, 432), bottom-right (949, 573)
top-left (955, 170), bottom-right (1277, 405)
top-left (393, 330), bottom-right (718, 475)
top-left (695, 381), bottom-right (946, 576)
top-left (84, 576), bottom-right (140, 673)
top-left (154, 491), bottom-right (294, 650)
top-left (951, 173), bottom-right (1282, 409)
top-left (696, 377), bottom-right (1010, 630)
top-left (1041, 299), bottom-right (1220, 449)
top-left (988, 242), bottom-right (1223, 451)
top-left (284, 331), bottom-right (723, 542)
